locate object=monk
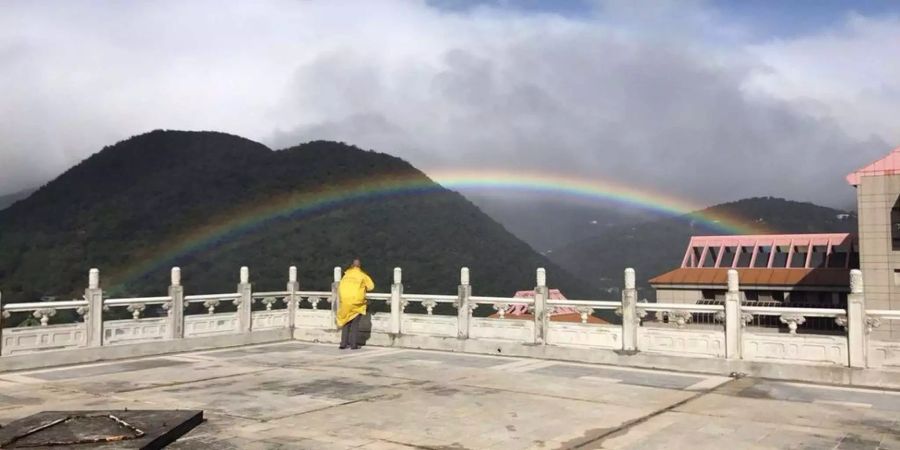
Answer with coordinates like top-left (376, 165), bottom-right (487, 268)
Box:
top-left (336, 258), bottom-right (375, 350)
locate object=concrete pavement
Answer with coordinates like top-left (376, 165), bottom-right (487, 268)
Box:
top-left (0, 341), bottom-right (897, 449)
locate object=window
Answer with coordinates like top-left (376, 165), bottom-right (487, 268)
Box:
top-left (754, 246), bottom-right (772, 268)
top-left (690, 246), bottom-right (704, 267)
top-left (790, 246), bottom-right (808, 268)
top-left (828, 245), bottom-right (848, 268)
top-left (736, 246), bottom-right (753, 267)
top-left (772, 246), bottom-right (789, 268)
top-left (702, 247), bottom-right (718, 267)
top-left (719, 247), bottom-right (737, 267)
top-left (809, 246), bottom-right (827, 268)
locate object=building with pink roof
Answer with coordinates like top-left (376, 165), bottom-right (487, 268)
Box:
top-left (650, 145), bottom-right (900, 341)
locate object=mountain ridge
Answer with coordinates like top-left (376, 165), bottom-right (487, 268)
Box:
top-left (0, 130), bottom-right (591, 303)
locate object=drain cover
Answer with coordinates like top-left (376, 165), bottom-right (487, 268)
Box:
top-left (0, 410), bottom-right (203, 449)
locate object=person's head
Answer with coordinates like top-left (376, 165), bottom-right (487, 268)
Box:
top-left (350, 258), bottom-right (361, 269)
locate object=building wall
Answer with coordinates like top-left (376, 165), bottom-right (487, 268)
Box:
top-left (656, 289), bottom-right (704, 304)
top-left (857, 174), bottom-right (900, 340)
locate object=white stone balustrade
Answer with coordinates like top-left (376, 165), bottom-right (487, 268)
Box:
top-left (1, 265), bottom-right (898, 374)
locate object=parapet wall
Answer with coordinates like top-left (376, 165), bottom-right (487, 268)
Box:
top-left (2, 266), bottom-right (899, 388)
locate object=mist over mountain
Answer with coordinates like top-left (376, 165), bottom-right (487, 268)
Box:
top-left (0, 130), bottom-right (591, 303)
top-left (0, 188), bottom-right (35, 211)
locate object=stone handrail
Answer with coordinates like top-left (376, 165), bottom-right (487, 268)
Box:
top-left (547, 299), bottom-right (619, 309)
top-left (402, 294), bottom-right (457, 302)
top-left (865, 309), bottom-right (900, 319)
top-left (1, 266), bottom-right (894, 372)
top-left (469, 296), bottom-right (533, 305)
top-left (251, 291), bottom-right (290, 297)
top-left (640, 303), bottom-right (725, 312)
top-left (742, 306), bottom-right (846, 317)
top-left (104, 296), bottom-right (171, 306)
top-left (184, 293), bottom-right (240, 302)
top-left (2, 299), bottom-right (88, 312)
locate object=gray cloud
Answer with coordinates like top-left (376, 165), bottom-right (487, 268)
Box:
top-left (1, 1), bottom-right (897, 208)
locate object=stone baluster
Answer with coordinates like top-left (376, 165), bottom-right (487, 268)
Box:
top-left (237, 266), bottom-right (252, 333)
top-left (331, 267), bottom-right (341, 331)
top-left (724, 269), bottom-right (741, 359)
top-left (533, 268), bottom-right (548, 345)
top-left (85, 268), bottom-right (104, 347)
top-left (457, 267), bottom-right (471, 339)
top-left (390, 267), bottom-right (403, 335)
top-left (287, 266), bottom-right (299, 332)
top-left (621, 268), bottom-right (638, 352)
top-left (847, 269), bottom-right (866, 368)
top-left (167, 267), bottom-right (185, 339)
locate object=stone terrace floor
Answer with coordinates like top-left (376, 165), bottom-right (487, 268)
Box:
top-left (1, 342), bottom-right (899, 449)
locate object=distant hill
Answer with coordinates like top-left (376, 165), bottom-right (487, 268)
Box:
top-left (0, 188), bottom-right (35, 211)
top-left (465, 193), bottom-right (657, 253)
top-left (548, 197), bottom-right (857, 300)
top-left (0, 130), bottom-right (591, 303)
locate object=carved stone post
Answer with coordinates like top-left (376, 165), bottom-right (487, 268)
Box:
top-left (0, 290), bottom-right (5, 356)
top-left (621, 268), bottom-right (638, 352)
top-left (237, 266), bottom-right (252, 333)
top-left (457, 267), bottom-right (471, 339)
top-left (85, 268), bottom-right (104, 347)
top-left (724, 269), bottom-right (741, 359)
top-left (847, 269), bottom-right (866, 368)
top-left (533, 268), bottom-right (548, 345)
top-left (287, 266), bottom-right (299, 331)
top-left (167, 267), bottom-right (185, 339)
top-left (331, 267), bottom-right (341, 330)
top-left (390, 267), bottom-right (403, 335)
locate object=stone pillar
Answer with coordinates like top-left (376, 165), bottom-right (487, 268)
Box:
top-left (287, 266), bottom-right (299, 331)
top-left (621, 268), bottom-right (638, 352)
top-left (390, 267), bottom-right (403, 335)
top-left (167, 267), bottom-right (185, 339)
top-left (457, 267), bottom-right (471, 339)
top-left (237, 266), bottom-right (252, 333)
top-left (0, 290), bottom-right (5, 356)
top-left (848, 269), bottom-right (866, 368)
top-left (724, 269), bottom-right (741, 359)
top-left (533, 268), bottom-right (548, 345)
top-left (331, 267), bottom-right (341, 330)
top-left (85, 268), bottom-right (104, 347)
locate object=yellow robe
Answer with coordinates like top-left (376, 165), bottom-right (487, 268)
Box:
top-left (336, 267), bottom-right (375, 327)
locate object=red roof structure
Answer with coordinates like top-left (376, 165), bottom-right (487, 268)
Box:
top-left (489, 289), bottom-right (608, 324)
top-left (650, 234), bottom-right (858, 290)
top-left (846, 146), bottom-right (900, 186)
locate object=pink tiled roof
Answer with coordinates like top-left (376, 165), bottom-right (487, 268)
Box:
top-left (846, 146), bottom-right (900, 186)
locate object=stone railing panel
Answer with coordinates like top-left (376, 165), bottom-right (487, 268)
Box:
top-left (548, 322), bottom-right (621, 349)
top-left (103, 318), bottom-right (168, 346)
top-left (1, 299), bottom-right (89, 355)
top-left (742, 332), bottom-right (848, 365)
top-left (637, 327), bottom-right (725, 358)
top-left (402, 315), bottom-right (457, 337)
top-left (252, 310), bottom-right (289, 330)
top-left (470, 317), bottom-right (535, 341)
top-left (184, 313), bottom-right (238, 338)
top-left (865, 310), bottom-right (900, 368)
top-left (1, 324), bottom-right (86, 356)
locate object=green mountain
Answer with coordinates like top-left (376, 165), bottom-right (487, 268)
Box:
top-left (0, 130), bottom-right (591, 304)
top-left (548, 198), bottom-right (857, 300)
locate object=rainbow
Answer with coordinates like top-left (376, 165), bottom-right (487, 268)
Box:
top-left (110, 170), bottom-right (770, 287)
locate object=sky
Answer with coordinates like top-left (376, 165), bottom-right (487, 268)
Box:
top-left (2, 0), bottom-right (899, 208)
